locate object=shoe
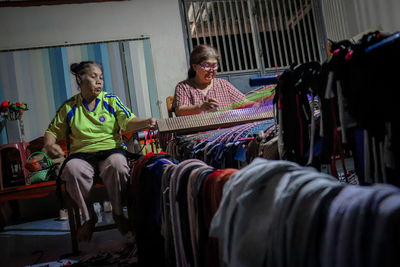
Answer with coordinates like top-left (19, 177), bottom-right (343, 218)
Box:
top-left (77, 213), bottom-right (98, 242)
top-left (103, 201), bottom-right (112, 213)
top-left (59, 209), bottom-right (68, 221)
top-left (113, 213), bottom-right (131, 235)
top-left (124, 231), bottom-right (136, 244)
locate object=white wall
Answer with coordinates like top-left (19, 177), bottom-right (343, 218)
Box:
top-left (322, 0), bottom-right (400, 41)
top-left (0, 0), bottom-right (188, 118)
top-left (348, 0), bottom-right (400, 34)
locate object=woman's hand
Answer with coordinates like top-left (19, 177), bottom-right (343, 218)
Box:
top-left (126, 117), bottom-right (158, 132)
top-left (42, 132), bottom-right (65, 158)
top-left (146, 118), bottom-right (157, 129)
top-left (200, 97), bottom-right (219, 111)
top-left (43, 143), bottom-right (65, 158)
top-left (175, 97), bottom-right (219, 116)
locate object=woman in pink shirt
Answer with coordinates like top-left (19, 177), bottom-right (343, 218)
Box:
top-left (173, 45), bottom-right (247, 116)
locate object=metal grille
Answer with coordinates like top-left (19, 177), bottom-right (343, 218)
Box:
top-left (181, 0), bottom-right (326, 74)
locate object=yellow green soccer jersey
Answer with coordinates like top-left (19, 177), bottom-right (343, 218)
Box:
top-left (46, 92), bottom-right (135, 154)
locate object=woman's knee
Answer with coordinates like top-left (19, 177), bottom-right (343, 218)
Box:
top-left (102, 153), bottom-right (129, 173)
top-left (61, 159), bottom-right (94, 181)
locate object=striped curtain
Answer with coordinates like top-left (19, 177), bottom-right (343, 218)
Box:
top-left (0, 38), bottom-right (159, 144)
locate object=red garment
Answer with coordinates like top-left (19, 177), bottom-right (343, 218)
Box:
top-left (201, 168), bottom-right (238, 267)
top-left (130, 152), bottom-right (164, 183)
top-left (173, 78), bottom-right (245, 111)
top-left (127, 152), bottom-right (168, 225)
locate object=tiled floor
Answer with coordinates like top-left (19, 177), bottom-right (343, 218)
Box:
top-left (0, 213), bottom-right (133, 267)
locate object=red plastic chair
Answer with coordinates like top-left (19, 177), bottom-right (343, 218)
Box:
top-left (0, 142), bottom-right (30, 190)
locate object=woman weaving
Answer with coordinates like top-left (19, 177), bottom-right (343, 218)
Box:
top-left (43, 61), bottom-right (156, 242)
top-left (173, 44), bottom-right (249, 116)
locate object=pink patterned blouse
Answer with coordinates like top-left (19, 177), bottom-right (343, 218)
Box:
top-left (173, 78), bottom-right (245, 111)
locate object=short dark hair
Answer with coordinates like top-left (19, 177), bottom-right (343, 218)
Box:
top-left (70, 61), bottom-right (102, 76)
top-left (187, 45), bottom-right (220, 79)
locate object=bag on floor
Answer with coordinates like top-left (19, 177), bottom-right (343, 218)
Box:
top-left (25, 151), bottom-right (56, 184)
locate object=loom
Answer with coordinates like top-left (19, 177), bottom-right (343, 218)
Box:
top-left (157, 105), bottom-right (274, 134)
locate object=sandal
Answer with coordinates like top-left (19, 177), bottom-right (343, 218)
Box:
top-left (113, 213), bottom-right (132, 235)
top-left (77, 213), bottom-right (98, 242)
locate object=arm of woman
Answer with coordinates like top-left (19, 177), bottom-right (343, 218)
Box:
top-left (43, 104), bottom-right (68, 158)
top-left (175, 105), bottom-right (202, 116)
top-left (43, 132), bottom-right (65, 158)
top-left (175, 97), bottom-right (218, 116)
top-left (110, 94), bottom-right (156, 132)
top-left (125, 117), bottom-right (157, 132)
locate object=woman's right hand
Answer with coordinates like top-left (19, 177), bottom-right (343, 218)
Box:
top-left (43, 132), bottom-right (65, 158)
top-left (43, 143), bottom-right (65, 158)
top-left (200, 97), bottom-right (219, 111)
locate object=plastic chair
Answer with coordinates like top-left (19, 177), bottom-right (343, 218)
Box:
top-left (0, 142), bottom-right (30, 190)
top-left (166, 96), bottom-right (175, 118)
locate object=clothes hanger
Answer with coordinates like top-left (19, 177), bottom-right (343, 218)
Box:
top-left (249, 75), bottom-right (279, 87)
top-left (365, 32), bottom-right (400, 53)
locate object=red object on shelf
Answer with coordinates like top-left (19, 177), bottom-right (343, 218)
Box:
top-left (0, 142), bottom-right (30, 190)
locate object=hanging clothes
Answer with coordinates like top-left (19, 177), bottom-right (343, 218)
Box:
top-left (128, 152), bottom-right (177, 267)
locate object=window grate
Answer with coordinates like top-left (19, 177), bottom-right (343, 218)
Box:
top-left (181, 0), bottom-right (326, 74)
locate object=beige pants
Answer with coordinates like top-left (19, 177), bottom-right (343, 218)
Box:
top-left (61, 153), bottom-right (129, 222)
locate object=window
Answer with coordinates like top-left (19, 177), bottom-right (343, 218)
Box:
top-left (180, 0), bottom-right (327, 74)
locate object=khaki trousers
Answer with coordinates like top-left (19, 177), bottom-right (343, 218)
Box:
top-left (61, 153), bottom-right (129, 222)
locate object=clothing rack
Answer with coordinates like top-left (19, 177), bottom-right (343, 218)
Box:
top-left (275, 31), bottom-right (400, 186)
top-left (128, 153), bottom-right (400, 267)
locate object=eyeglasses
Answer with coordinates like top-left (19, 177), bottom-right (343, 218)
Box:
top-left (198, 63), bottom-right (219, 70)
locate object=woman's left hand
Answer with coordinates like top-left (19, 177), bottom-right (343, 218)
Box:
top-left (127, 117), bottom-right (157, 132)
top-left (146, 118), bottom-right (157, 129)
top-left (200, 97), bottom-right (219, 111)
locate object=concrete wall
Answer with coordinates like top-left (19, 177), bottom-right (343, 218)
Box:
top-left (0, 0), bottom-right (188, 118)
